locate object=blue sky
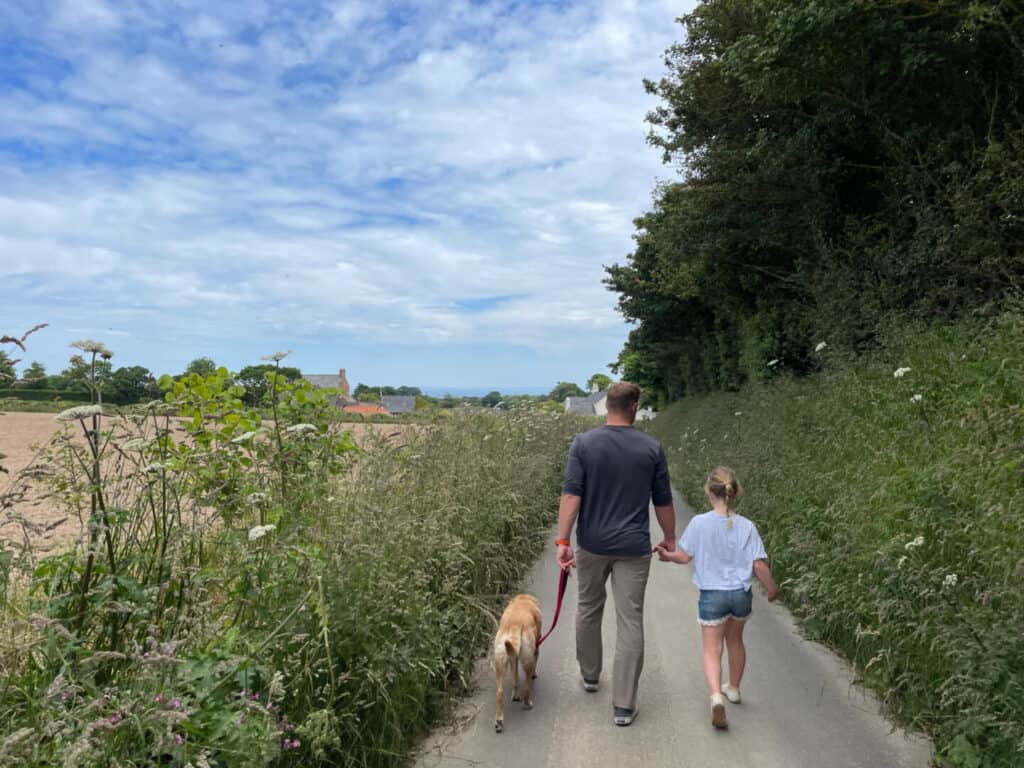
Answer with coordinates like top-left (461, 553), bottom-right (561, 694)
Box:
top-left (0, 0), bottom-right (694, 394)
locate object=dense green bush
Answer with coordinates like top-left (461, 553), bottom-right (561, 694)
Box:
top-left (0, 389), bottom-right (95, 404)
top-left (0, 357), bottom-right (580, 766)
top-left (647, 310), bottom-right (1024, 767)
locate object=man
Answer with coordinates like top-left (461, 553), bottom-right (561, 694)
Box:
top-left (556, 381), bottom-right (675, 726)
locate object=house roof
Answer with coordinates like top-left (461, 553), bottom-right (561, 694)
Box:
top-left (565, 390), bottom-right (607, 415)
top-left (382, 395), bottom-right (416, 414)
top-left (343, 404), bottom-right (389, 415)
top-left (304, 374), bottom-right (342, 389)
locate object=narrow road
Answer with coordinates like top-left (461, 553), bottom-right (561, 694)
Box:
top-left (416, 492), bottom-right (932, 768)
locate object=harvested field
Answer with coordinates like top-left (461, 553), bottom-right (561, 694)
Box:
top-left (0, 411), bottom-right (410, 553)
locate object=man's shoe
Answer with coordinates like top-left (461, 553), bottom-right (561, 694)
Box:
top-left (710, 693), bottom-right (728, 729)
top-left (613, 706), bottom-right (638, 726)
top-left (722, 683), bottom-right (741, 704)
top-left (581, 678), bottom-right (599, 693)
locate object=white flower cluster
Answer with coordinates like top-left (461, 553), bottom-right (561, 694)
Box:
top-left (897, 555), bottom-right (908, 569)
top-left (231, 429), bottom-right (265, 444)
top-left (767, 359), bottom-right (779, 367)
top-left (248, 524), bottom-right (276, 542)
top-left (54, 405), bottom-right (104, 423)
top-left (893, 367), bottom-right (912, 378)
top-left (71, 339), bottom-right (113, 357)
top-left (285, 423), bottom-right (318, 436)
top-left (814, 341), bottom-right (827, 353)
top-left (261, 351), bottom-right (291, 362)
top-left (943, 573), bottom-right (958, 588)
top-left (910, 394), bottom-right (923, 404)
top-left (905, 535), bottom-right (925, 550)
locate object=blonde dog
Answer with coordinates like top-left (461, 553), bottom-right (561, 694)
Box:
top-left (493, 593), bottom-right (542, 733)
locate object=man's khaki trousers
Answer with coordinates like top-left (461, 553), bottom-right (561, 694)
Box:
top-left (575, 547), bottom-right (652, 711)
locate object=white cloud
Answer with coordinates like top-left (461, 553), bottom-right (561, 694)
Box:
top-left (0, 0), bottom-right (696, 386)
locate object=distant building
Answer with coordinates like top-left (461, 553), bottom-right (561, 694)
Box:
top-left (382, 395), bottom-right (416, 414)
top-left (565, 385), bottom-right (608, 416)
top-left (343, 403), bottom-right (389, 416)
top-left (303, 368), bottom-right (356, 407)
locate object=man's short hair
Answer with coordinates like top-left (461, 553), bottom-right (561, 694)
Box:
top-left (606, 381), bottom-right (640, 413)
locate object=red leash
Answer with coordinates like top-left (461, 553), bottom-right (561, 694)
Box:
top-left (537, 567), bottom-right (571, 647)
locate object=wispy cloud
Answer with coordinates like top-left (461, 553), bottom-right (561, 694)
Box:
top-left (0, 0), bottom-right (693, 388)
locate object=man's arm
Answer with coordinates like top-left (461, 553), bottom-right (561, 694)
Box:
top-left (653, 503), bottom-right (676, 553)
top-left (556, 493), bottom-right (580, 569)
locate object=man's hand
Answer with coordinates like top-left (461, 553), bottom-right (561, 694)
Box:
top-left (766, 584), bottom-right (779, 602)
top-left (557, 544), bottom-right (576, 570)
top-left (653, 537), bottom-right (676, 554)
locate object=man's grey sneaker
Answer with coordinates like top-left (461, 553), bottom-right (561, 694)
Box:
top-left (581, 678), bottom-right (599, 693)
top-left (613, 706), bottom-right (638, 726)
top-left (710, 693), bottom-right (728, 729)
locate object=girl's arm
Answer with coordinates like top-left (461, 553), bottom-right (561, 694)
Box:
top-left (753, 558), bottom-right (778, 601)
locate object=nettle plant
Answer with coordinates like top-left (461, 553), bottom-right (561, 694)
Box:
top-left (3, 348), bottom-right (356, 767)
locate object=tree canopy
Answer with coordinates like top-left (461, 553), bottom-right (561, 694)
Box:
top-left (548, 381), bottom-right (585, 402)
top-left (607, 0), bottom-right (1024, 405)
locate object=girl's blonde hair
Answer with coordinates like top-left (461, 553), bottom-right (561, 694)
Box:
top-left (706, 466), bottom-right (742, 509)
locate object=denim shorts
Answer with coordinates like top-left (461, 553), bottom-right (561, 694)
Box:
top-left (697, 588), bottom-right (753, 626)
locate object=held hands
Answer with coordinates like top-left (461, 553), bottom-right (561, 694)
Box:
top-left (653, 543), bottom-right (682, 564)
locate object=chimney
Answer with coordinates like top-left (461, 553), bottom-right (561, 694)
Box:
top-left (338, 368), bottom-right (350, 397)
top-left (591, 382), bottom-right (599, 394)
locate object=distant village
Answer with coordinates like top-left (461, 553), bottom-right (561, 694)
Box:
top-left (303, 368), bottom-right (655, 419)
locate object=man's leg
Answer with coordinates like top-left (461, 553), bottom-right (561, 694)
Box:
top-left (575, 547), bottom-right (612, 685)
top-left (610, 555), bottom-right (652, 711)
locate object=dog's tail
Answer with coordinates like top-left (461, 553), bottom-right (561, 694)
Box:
top-left (504, 628), bottom-right (522, 658)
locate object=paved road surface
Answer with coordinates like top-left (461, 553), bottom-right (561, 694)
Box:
top-left (416, 492), bottom-right (932, 768)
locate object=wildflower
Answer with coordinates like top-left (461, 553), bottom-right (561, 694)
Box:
top-left (893, 367), bottom-right (911, 378)
top-left (231, 430), bottom-right (261, 444)
top-left (814, 341), bottom-right (827, 352)
top-left (285, 423), bottom-right (318, 436)
top-left (171, 699), bottom-right (182, 710)
top-left (144, 462), bottom-right (166, 473)
top-left (905, 535), bottom-right (925, 550)
top-left (910, 394), bottom-right (923, 404)
top-left (734, 411), bottom-right (742, 417)
top-left (248, 492), bottom-right (269, 504)
top-left (109, 712), bottom-right (123, 726)
top-left (897, 555), bottom-right (907, 569)
top-left (55, 404), bottom-right (104, 423)
top-left (71, 340), bottom-right (113, 357)
top-left (175, 733), bottom-right (184, 746)
top-left (767, 359), bottom-right (779, 367)
top-left (248, 524), bottom-right (276, 542)
top-left (261, 351), bottom-right (291, 362)
top-left (943, 574), bottom-right (958, 588)
top-left (292, 740), bottom-right (301, 749)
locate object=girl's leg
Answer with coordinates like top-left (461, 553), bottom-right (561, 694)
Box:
top-left (701, 624), bottom-right (727, 695)
top-left (724, 618), bottom-right (747, 689)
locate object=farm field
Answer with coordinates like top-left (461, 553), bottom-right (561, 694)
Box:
top-left (0, 410), bottom-right (411, 553)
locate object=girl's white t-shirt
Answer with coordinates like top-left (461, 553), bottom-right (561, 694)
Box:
top-left (678, 511), bottom-right (767, 591)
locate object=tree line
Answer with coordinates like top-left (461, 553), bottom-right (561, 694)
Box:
top-left (607, 0), bottom-right (1023, 405)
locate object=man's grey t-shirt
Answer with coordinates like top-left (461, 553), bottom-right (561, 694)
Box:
top-left (562, 425), bottom-right (673, 557)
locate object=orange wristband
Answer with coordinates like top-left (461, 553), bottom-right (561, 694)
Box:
top-left (555, 538), bottom-right (571, 546)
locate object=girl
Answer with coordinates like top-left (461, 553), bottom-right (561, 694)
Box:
top-left (655, 466), bottom-right (778, 730)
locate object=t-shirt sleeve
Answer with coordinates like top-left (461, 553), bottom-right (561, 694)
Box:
top-left (748, 523), bottom-right (768, 561)
top-left (678, 518), bottom-right (697, 556)
top-left (562, 437), bottom-right (585, 497)
top-left (651, 444), bottom-right (673, 506)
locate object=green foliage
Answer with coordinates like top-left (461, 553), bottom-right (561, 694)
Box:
top-left (235, 364), bottom-right (303, 407)
top-left (108, 365), bottom-right (160, 404)
top-left (646, 310), bottom-right (1024, 766)
top-left (610, 0), bottom-right (1024, 402)
top-left (20, 361), bottom-right (47, 387)
top-left (586, 373), bottom-right (612, 392)
top-left (0, 351), bottom-right (16, 384)
top-left (353, 384), bottom-right (422, 398)
top-left (547, 381), bottom-right (585, 401)
top-left (183, 356), bottom-right (218, 378)
top-left (1, 351), bottom-right (584, 765)
top-left (480, 390), bottom-right (502, 408)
